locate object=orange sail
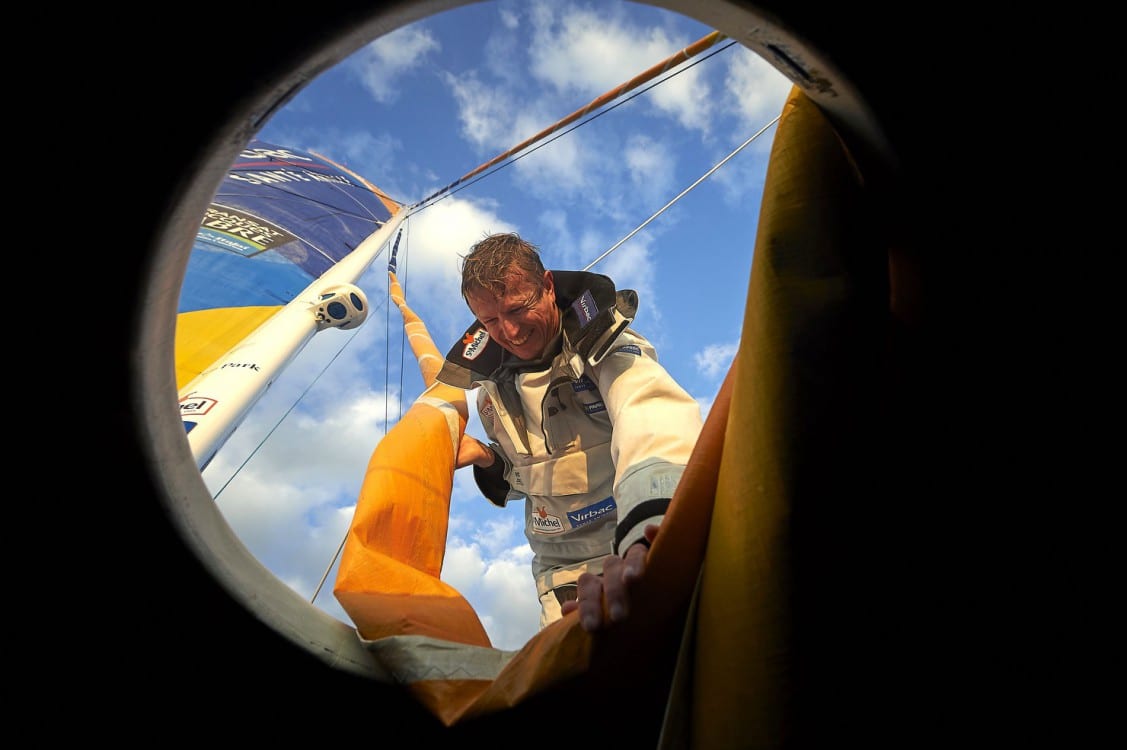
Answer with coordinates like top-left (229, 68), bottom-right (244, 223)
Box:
top-left (333, 271), bottom-right (489, 646)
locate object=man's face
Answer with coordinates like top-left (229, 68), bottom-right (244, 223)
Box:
top-left (466, 268), bottom-right (559, 360)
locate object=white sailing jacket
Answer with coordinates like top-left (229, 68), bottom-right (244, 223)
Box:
top-left (436, 271), bottom-right (703, 625)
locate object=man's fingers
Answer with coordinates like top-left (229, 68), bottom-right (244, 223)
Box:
top-left (570, 533), bottom-right (657, 632)
top-left (623, 542), bottom-right (649, 581)
top-left (600, 555), bottom-right (630, 623)
top-left (574, 572), bottom-right (607, 631)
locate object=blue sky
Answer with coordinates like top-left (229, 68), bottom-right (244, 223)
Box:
top-left (199, 0), bottom-right (791, 650)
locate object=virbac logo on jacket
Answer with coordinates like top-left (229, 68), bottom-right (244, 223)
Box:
top-left (530, 505), bottom-right (565, 535)
top-left (567, 496), bottom-right (617, 528)
top-left (571, 290), bottom-right (598, 327)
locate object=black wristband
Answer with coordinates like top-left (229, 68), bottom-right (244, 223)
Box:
top-left (613, 498), bottom-right (670, 554)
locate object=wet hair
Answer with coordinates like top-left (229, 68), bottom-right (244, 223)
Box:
top-left (459, 232), bottom-right (546, 302)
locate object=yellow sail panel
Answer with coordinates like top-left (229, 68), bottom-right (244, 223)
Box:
top-left (177, 139), bottom-right (401, 401)
top-left (687, 84), bottom-right (887, 747)
top-left (175, 306), bottom-right (280, 390)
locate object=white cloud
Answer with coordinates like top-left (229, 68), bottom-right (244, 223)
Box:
top-left (443, 70), bottom-right (514, 152)
top-left (441, 536), bottom-right (540, 650)
top-left (724, 46), bottom-right (794, 134)
top-left (624, 133), bottom-right (676, 207)
top-left (498, 6), bottom-right (519, 30)
top-left (527, 2), bottom-right (714, 134)
top-left (694, 341), bottom-right (739, 379)
top-left (352, 25), bottom-right (441, 104)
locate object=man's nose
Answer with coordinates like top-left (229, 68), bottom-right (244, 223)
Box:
top-left (500, 317), bottom-right (521, 337)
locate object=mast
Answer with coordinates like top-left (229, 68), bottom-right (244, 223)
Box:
top-left (178, 212), bottom-right (407, 470)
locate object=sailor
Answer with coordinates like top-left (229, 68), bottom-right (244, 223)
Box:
top-left (437, 232), bottom-right (703, 631)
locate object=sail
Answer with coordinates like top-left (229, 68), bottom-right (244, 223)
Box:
top-left (176, 139), bottom-right (401, 391)
top-left (333, 270), bottom-right (491, 647)
top-left (176, 140), bottom-right (405, 469)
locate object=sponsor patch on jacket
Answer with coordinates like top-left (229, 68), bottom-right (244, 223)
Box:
top-left (612, 344), bottom-right (641, 356)
top-left (530, 505), bottom-right (565, 535)
top-left (582, 401), bottom-right (606, 415)
top-left (571, 375), bottom-right (596, 392)
top-left (480, 397), bottom-right (495, 422)
top-left (462, 328), bottom-right (490, 360)
top-left (567, 496), bottom-right (617, 528)
top-left (571, 290), bottom-right (598, 327)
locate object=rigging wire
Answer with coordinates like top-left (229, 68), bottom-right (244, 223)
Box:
top-left (395, 223), bottom-right (410, 424)
top-left (311, 539), bottom-right (344, 605)
top-left (208, 317), bottom-right (374, 503)
top-left (408, 39), bottom-right (739, 216)
top-left (583, 113), bottom-right (780, 272)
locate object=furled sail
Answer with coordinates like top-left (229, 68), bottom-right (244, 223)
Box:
top-left (333, 269), bottom-right (491, 647)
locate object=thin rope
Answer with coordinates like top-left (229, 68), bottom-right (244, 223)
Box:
top-left (209, 319), bottom-right (368, 502)
top-left (396, 225), bottom-right (410, 423)
top-left (311, 534), bottom-right (348, 606)
top-left (584, 114), bottom-right (780, 272)
top-left (383, 246), bottom-right (392, 433)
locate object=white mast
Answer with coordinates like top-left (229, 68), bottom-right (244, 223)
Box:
top-left (178, 210), bottom-right (408, 470)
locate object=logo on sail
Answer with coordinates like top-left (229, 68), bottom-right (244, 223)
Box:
top-left (180, 394), bottom-right (218, 416)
